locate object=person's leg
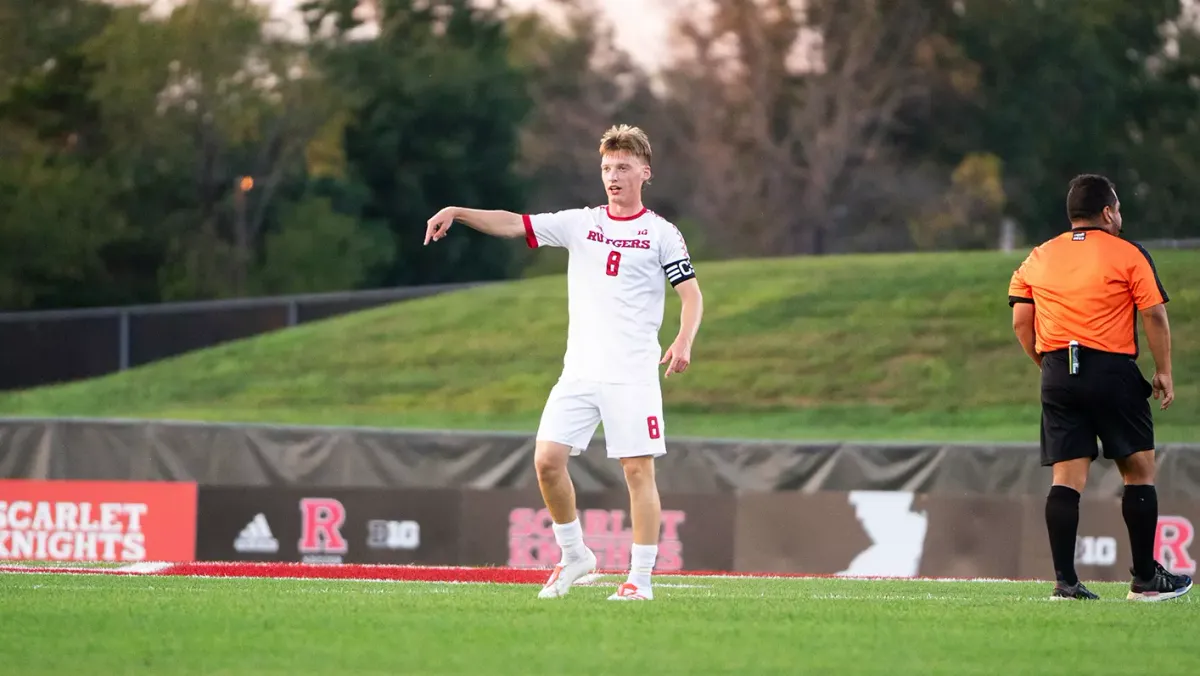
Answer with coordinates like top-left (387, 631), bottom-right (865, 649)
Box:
top-left (621, 455), bottom-right (660, 592)
top-left (1047, 457), bottom-right (1090, 590)
top-left (1102, 389), bottom-right (1192, 600)
top-left (1039, 367), bottom-right (1100, 599)
top-left (1114, 450), bottom-right (1158, 583)
top-left (534, 381), bottom-right (601, 599)
top-left (534, 440), bottom-right (584, 554)
top-left (600, 383), bottom-right (666, 601)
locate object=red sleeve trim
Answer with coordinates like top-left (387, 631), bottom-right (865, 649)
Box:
top-left (522, 214), bottom-right (538, 249)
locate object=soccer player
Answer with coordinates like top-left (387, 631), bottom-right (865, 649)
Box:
top-left (1008, 174), bottom-right (1191, 601)
top-left (424, 125), bottom-right (703, 601)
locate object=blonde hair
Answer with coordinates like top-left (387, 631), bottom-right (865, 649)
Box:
top-left (599, 124), bottom-right (652, 166)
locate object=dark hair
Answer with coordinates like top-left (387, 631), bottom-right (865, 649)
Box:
top-left (1066, 174), bottom-right (1118, 221)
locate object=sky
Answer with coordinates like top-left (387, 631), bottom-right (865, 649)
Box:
top-left (257, 0), bottom-right (678, 72)
top-left (497, 0), bottom-right (674, 70)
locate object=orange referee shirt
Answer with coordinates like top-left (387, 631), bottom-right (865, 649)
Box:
top-left (1008, 227), bottom-right (1169, 356)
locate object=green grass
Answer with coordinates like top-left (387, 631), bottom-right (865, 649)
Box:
top-left (2, 572), bottom-right (1197, 674)
top-left (1, 250), bottom-right (1197, 443)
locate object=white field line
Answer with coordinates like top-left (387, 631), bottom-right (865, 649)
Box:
top-left (677, 574), bottom-right (1044, 583)
top-left (574, 574), bottom-right (709, 589)
top-left (116, 562), bottom-right (174, 574)
top-left (0, 562), bottom-right (1053, 584)
top-left (0, 565), bottom-right (133, 574)
top-left (13, 582), bottom-right (1177, 604)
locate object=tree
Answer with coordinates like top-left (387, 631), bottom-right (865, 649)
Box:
top-left (507, 1), bottom-right (668, 212)
top-left (84, 0), bottom-right (373, 300)
top-left (0, 0), bottom-right (112, 95)
top-left (910, 0), bottom-right (1200, 242)
top-left (907, 152), bottom-right (1006, 251)
top-left (0, 0), bottom-right (132, 310)
top-left (305, 0), bottom-right (533, 286)
top-left (662, 0), bottom-right (934, 256)
top-left (505, 0), bottom-right (707, 275)
top-left (254, 194), bottom-right (394, 294)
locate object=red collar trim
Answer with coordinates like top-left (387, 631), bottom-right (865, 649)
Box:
top-left (605, 206), bottom-right (648, 221)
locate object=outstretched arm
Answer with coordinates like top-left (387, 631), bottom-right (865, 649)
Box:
top-left (425, 207), bottom-right (524, 245)
top-left (661, 278), bottom-right (703, 378)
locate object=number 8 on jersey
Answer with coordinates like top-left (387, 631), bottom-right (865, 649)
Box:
top-left (606, 251), bottom-right (621, 277)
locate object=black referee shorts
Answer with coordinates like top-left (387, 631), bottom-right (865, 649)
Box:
top-left (1039, 348), bottom-right (1155, 467)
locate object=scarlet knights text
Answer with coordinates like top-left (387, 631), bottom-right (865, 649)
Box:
top-left (507, 507), bottom-right (686, 571)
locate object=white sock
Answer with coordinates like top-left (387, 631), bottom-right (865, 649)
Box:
top-left (552, 519), bottom-right (587, 562)
top-left (629, 544), bottom-right (657, 587)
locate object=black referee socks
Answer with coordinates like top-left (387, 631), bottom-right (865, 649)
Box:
top-left (1046, 485), bottom-right (1081, 586)
top-left (1123, 484), bottom-right (1159, 581)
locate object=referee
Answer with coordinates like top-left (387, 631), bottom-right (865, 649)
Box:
top-left (1008, 174), bottom-right (1191, 601)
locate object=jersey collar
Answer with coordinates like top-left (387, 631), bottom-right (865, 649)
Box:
top-left (605, 206), bottom-right (648, 221)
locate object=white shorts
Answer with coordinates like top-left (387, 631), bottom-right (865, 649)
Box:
top-left (536, 378), bottom-right (667, 459)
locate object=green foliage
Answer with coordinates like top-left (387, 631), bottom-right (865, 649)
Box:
top-left (82, 0), bottom-right (360, 301)
top-left (2, 0), bottom-right (1200, 312)
top-left (3, 251), bottom-right (1197, 443)
top-left (254, 196), bottom-right (395, 295)
top-left (308, 0), bottom-right (533, 287)
top-left (908, 153), bottom-right (1006, 251)
top-left (0, 0), bottom-right (532, 310)
top-left (914, 0), bottom-right (1200, 242)
top-left (0, 148), bottom-right (126, 308)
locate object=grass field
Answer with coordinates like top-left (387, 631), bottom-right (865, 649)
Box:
top-left (1, 250), bottom-right (1197, 443)
top-left (2, 565), bottom-right (1197, 675)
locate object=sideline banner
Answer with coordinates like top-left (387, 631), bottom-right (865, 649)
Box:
top-left (733, 491), bottom-right (1198, 582)
top-left (458, 489), bottom-right (736, 572)
top-left (187, 486), bottom-right (1198, 581)
top-left (0, 479), bottom-right (196, 562)
top-left (195, 487), bottom-right (461, 565)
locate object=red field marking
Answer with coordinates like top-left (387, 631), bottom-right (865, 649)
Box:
top-left (162, 563), bottom-right (847, 582)
top-left (165, 562), bottom-right (554, 584)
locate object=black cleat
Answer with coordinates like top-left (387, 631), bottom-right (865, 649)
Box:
top-left (1051, 580), bottom-right (1100, 600)
top-left (1128, 562), bottom-right (1193, 602)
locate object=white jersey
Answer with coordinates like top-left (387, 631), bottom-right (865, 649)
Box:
top-left (523, 206), bottom-right (696, 384)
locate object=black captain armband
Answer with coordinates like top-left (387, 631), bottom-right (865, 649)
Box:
top-left (1008, 296), bottom-right (1034, 307)
top-left (663, 258), bottom-right (696, 287)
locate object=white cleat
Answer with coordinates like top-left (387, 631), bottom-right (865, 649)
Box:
top-left (537, 548), bottom-right (598, 599)
top-left (607, 581), bottom-right (653, 601)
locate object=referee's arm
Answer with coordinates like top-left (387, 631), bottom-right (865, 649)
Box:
top-left (1008, 257), bottom-right (1039, 367)
top-left (1131, 248), bottom-right (1174, 409)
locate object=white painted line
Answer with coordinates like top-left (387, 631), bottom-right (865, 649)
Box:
top-left (116, 562), bottom-right (174, 574)
top-left (0, 562), bottom-right (1056, 585)
top-left (662, 574), bottom-right (1048, 583)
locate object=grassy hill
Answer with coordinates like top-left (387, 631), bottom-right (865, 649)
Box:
top-left (1, 250), bottom-right (1196, 443)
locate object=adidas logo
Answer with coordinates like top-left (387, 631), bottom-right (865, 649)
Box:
top-left (234, 513), bottom-right (280, 554)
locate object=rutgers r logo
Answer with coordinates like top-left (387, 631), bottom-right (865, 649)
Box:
top-left (1156, 516), bottom-right (1197, 574)
top-left (298, 498), bottom-right (348, 555)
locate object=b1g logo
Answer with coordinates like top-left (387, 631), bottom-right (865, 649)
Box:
top-left (367, 519), bottom-right (420, 551)
top-left (1156, 516), bottom-right (1197, 574)
top-left (298, 498), bottom-right (348, 563)
top-left (1075, 536), bottom-right (1118, 566)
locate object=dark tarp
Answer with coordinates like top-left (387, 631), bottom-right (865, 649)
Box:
top-left (2, 418), bottom-right (1198, 498)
